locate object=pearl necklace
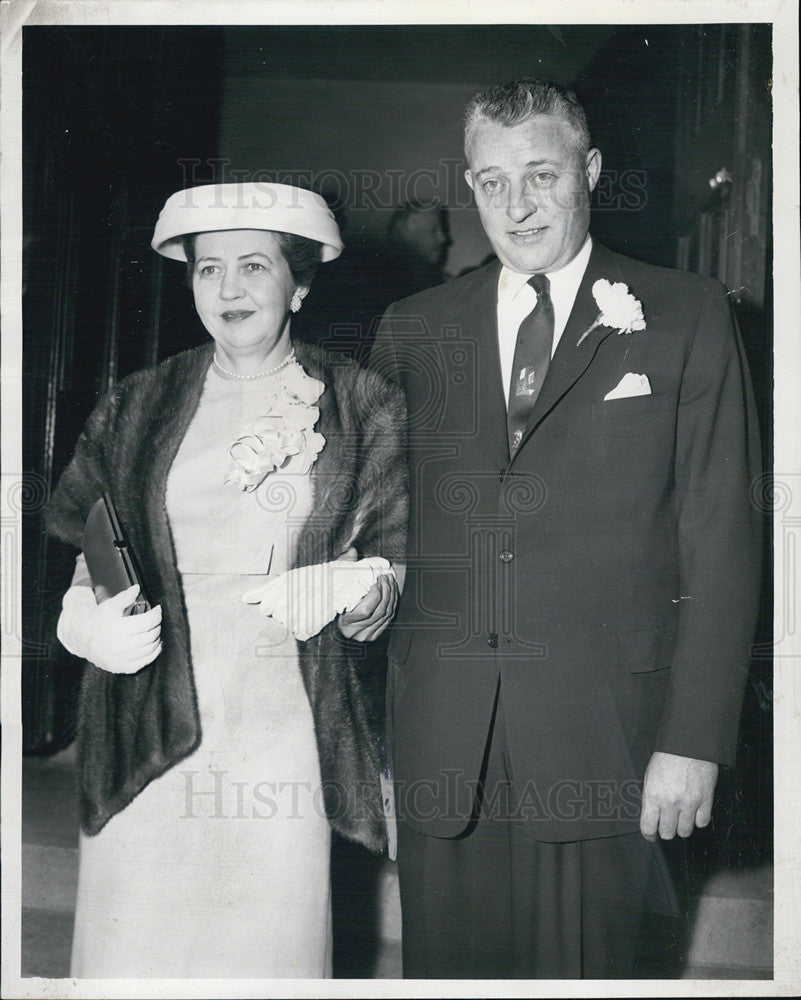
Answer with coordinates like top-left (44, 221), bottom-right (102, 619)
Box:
top-left (213, 348), bottom-right (296, 382)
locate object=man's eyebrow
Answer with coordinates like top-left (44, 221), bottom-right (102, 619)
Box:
top-left (473, 159), bottom-right (555, 177)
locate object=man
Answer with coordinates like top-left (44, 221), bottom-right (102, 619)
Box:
top-left (384, 199), bottom-right (451, 300)
top-left (388, 200), bottom-right (450, 268)
top-left (371, 79), bottom-right (761, 978)
top-left (296, 199), bottom-right (449, 363)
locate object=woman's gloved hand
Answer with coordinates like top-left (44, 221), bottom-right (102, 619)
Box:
top-left (56, 584), bottom-right (162, 674)
top-left (242, 548), bottom-right (398, 641)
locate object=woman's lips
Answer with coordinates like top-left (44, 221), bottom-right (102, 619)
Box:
top-left (221, 310), bottom-right (255, 321)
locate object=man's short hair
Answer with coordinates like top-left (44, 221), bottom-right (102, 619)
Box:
top-left (388, 199), bottom-right (444, 239)
top-left (464, 78), bottom-right (592, 162)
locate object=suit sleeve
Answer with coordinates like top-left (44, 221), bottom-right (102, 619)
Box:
top-left (656, 282), bottom-right (763, 766)
top-left (348, 360), bottom-right (408, 566)
top-left (367, 303), bottom-right (404, 387)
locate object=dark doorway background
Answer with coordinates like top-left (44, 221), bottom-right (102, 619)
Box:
top-left (20, 22), bottom-right (772, 978)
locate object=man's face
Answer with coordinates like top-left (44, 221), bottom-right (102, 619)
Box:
top-left (465, 114), bottom-right (601, 274)
top-left (397, 210), bottom-right (448, 265)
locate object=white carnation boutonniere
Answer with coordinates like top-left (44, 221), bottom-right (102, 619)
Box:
top-left (576, 279), bottom-right (646, 347)
top-left (224, 359), bottom-right (326, 492)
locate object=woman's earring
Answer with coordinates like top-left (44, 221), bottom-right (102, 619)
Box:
top-left (290, 291), bottom-right (303, 313)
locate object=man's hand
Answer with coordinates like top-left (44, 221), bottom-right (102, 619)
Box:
top-left (337, 574), bottom-right (399, 641)
top-left (639, 751), bottom-right (719, 842)
top-left (336, 547), bottom-right (399, 641)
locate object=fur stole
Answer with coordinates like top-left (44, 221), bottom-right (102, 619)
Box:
top-left (45, 340), bottom-right (407, 852)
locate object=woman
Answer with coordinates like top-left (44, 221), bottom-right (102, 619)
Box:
top-left (46, 183), bottom-right (407, 978)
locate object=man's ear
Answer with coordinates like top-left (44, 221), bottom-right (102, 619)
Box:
top-left (585, 148), bottom-right (602, 193)
top-left (464, 169), bottom-right (476, 193)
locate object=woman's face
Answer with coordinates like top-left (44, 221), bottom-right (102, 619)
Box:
top-left (191, 229), bottom-right (304, 361)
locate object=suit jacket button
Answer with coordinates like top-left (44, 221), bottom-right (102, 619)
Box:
top-left (500, 550), bottom-right (514, 563)
top-left (488, 633), bottom-right (499, 647)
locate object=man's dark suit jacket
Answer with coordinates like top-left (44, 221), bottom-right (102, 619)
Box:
top-left (372, 241), bottom-right (762, 843)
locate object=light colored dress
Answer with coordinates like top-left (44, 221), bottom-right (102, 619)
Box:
top-left (70, 364), bottom-right (333, 978)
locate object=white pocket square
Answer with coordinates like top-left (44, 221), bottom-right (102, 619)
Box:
top-left (604, 372), bottom-right (651, 401)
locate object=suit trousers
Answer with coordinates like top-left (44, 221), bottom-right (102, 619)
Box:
top-left (396, 679), bottom-right (678, 979)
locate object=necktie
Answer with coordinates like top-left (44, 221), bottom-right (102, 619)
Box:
top-left (507, 274), bottom-right (554, 455)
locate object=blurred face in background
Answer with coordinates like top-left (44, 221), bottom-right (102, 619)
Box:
top-left (465, 113), bottom-right (601, 274)
top-left (394, 209), bottom-right (449, 266)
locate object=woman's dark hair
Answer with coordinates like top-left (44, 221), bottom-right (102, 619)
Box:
top-left (181, 231), bottom-right (322, 288)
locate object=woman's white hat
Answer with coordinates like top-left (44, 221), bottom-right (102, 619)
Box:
top-left (152, 183), bottom-right (343, 262)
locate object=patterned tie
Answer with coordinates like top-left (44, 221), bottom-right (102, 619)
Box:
top-left (507, 274), bottom-right (554, 455)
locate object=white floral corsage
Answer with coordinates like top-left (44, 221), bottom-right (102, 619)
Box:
top-left (576, 279), bottom-right (646, 347)
top-left (224, 358), bottom-right (326, 491)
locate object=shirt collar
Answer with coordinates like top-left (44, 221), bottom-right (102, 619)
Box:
top-left (497, 234), bottom-right (593, 302)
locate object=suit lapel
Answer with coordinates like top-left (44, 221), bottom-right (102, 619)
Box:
top-left (512, 243), bottom-right (624, 456)
top-left (458, 262), bottom-right (509, 462)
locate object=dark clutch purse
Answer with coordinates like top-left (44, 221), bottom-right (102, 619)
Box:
top-left (81, 493), bottom-right (151, 615)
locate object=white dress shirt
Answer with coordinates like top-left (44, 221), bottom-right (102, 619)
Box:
top-left (496, 235), bottom-right (592, 405)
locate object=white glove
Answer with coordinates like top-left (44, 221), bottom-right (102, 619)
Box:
top-left (56, 584), bottom-right (162, 674)
top-left (242, 556), bottom-right (396, 641)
